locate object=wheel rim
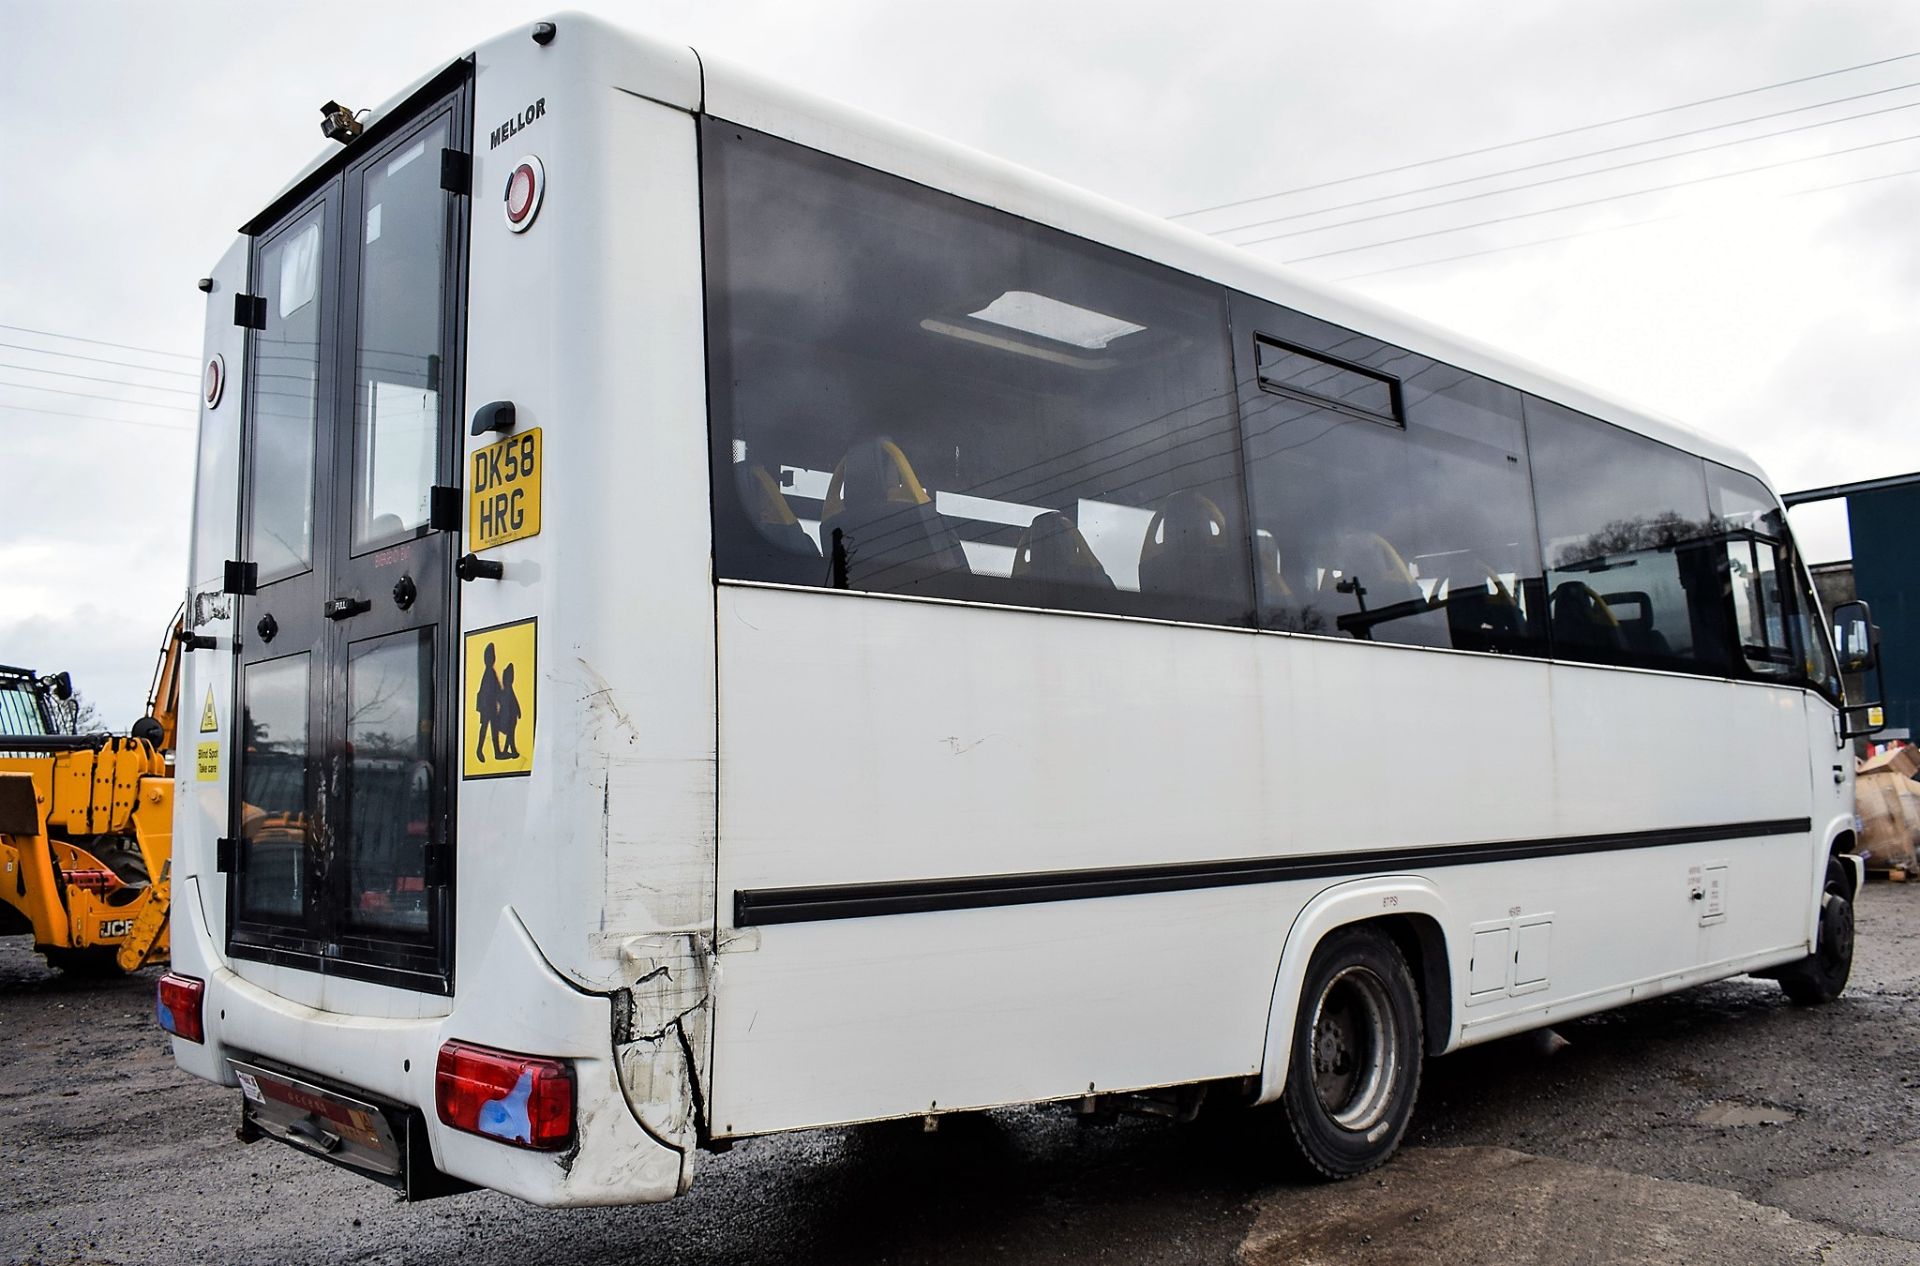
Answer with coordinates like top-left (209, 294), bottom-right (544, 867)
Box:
top-left (1308, 964), bottom-right (1400, 1132)
top-left (1818, 891), bottom-right (1853, 974)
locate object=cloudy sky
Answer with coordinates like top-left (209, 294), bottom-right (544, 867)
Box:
top-left (4, 0), bottom-right (1918, 725)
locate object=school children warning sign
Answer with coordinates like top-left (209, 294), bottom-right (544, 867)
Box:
top-left (463, 617), bottom-right (536, 779)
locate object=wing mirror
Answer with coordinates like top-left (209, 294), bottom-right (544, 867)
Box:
top-left (1834, 599), bottom-right (1886, 739)
top-left (1834, 599), bottom-right (1878, 674)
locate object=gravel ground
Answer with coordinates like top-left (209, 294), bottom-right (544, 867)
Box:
top-left (5, 883), bottom-right (1919, 1265)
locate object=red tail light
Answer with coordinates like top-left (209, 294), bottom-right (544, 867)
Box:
top-left (156, 973), bottom-right (205, 1044)
top-left (435, 1040), bottom-right (574, 1150)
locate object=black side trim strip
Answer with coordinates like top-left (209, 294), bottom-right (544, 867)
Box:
top-left (734, 817), bottom-right (1812, 927)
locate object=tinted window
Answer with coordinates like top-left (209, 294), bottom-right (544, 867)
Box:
top-left (1527, 399), bottom-right (1730, 673)
top-left (350, 122), bottom-right (450, 554)
top-left (1234, 297), bottom-right (1547, 654)
top-left (704, 122), bottom-right (1251, 627)
top-left (1255, 337), bottom-right (1400, 425)
top-left (1708, 464), bottom-right (1839, 698)
top-left (247, 205), bottom-right (326, 583)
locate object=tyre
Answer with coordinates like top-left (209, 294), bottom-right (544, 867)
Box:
top-left (1777, 858), bottom-right (1853, 1006)
top-left (95, 843), bottom-right (150, 887)
top-left (43, 946), bottom-right (127, 978)
top-left (1277, 925), bottom-right (1423, 1179)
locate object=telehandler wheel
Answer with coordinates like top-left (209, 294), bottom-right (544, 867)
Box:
top-left (44, 947), bottom-right (127, 978)
top-left (1777, 858), bottom-right (1853, 1006)
top-left (97, 844), bottom-right (150, 887)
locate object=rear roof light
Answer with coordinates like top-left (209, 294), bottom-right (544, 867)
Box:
top-left (156, 973), bottom-right (205, 1044)
top-left (435, 1040), bottom-right (573, 1151)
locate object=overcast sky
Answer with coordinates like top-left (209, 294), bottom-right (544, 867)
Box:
top-left (4, 0), bottom-right (1918, 726)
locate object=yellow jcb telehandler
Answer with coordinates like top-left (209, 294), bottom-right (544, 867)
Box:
top-left (0, 615), bottom-right (180, 975)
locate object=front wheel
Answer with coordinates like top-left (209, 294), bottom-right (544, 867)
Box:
top-left (1277, 925), bottom-right (1423, 1179)
top-left (1777, 858), bottom-right (1854, 1006)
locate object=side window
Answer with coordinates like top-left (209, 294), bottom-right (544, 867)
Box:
top-left (1232, 296), bottom-right (1547, 655)
top-left (704, 122), bottom-right (1251, 627)
top-left (1708, 464), bottom-right (1795, 682)
top-left (1795, 542), bottom-right (1840, 700)
top-left (1708, 464), bottom-right (1839, 698)
top-left (1526, 398), bottom-right (1731, 674)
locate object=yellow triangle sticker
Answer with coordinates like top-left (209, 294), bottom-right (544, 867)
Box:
top-left (200, 686), bottom-right (219, 733)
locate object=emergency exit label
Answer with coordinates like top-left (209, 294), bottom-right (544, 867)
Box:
top-left (469, 427), bottom-right (542, 552)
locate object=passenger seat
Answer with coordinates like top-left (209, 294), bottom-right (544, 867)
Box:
top-left (1601, 590), bottom-right (1673, 657)
top-left (730, 464), bottom-right (821, 585)
top-left (819, 438), bottom-right (967, 587)
top-left (1549, 580), bottom-right (1627, 654)
top-left (1012, 511), bottom-right (1114, 589)
top-left (1138, 490), bottom-right (1240, 599)
top-left (1320, 532), bottom-right (1448, 646)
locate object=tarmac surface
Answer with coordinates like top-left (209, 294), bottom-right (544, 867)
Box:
top-left (6, 883), bottom-right (1920, 1265)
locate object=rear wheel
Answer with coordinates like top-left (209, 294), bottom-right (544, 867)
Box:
top-left (1277, 925), bottom-right (1423, 1179)
top-left (1777, 858), bottom-right (1853, 1005)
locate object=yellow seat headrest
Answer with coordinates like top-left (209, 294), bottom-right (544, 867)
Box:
top-left (823, 439), bottom-right (932, 521)
top-left (1013, 511), bottom-right (1106, 579)
top-left (1139, 492), bottom-right (1227, 566)
top-left (746, 466), bottom-right (801, 527)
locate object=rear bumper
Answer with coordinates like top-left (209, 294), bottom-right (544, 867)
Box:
top-left (166, 877), bottom-right (688, 1206)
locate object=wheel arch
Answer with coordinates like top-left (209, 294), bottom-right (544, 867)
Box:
top-left (1255, 876), bottom-right (1454, 1106)
top-left (1828, 826), bottom-right (1862, 900)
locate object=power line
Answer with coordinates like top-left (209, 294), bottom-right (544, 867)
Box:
top-left (1269, 128), bottom-right (1920, 263)
top-left (0, 340), bottom-right (198, 379)
top-left (1171, 48), bottom-right (1920, 220)
top-left (0, 403), bottom-right (192, 434)
top-left (0, 322), bottom-right (196, 362)
top-left (1212, 78), bottom-right (1920, 238)
top-left (0, 360), bottom-right (197, 396)
top-left (1328, 162), bottom-right (1920, 282)
top-left (0, 378), bottom-right (196, 410)
top-left (1235, 95), bottom-right (1920, 247)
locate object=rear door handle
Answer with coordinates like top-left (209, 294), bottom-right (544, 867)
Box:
top-left (324, 596), bottom-right (372, 621)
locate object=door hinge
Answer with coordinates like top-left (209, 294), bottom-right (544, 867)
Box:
top-left (440, 149), bottom-right (472, 196)
top-left (215, 837), bottom-right (239, 873)
top-left (422, 843), bottom-right (451, 887)
top-left (233, 293), bottom-right (267, 330)
top-left (429, 485), bottom-right (463, 532)
top-left (223, 560), bottom-right (258, 595)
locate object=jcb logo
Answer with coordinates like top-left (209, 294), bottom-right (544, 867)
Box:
top-left (99, 918), bottom-right (134, 938)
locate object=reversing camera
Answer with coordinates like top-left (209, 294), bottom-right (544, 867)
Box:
top-left (320, 100), bottom-right (364, 145)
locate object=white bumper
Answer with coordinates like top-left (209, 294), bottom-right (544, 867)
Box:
top-left (167, 877), bottom-right (689, 1207)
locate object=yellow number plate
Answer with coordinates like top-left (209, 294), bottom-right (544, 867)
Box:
top-left (468, 428), bottom-right (542, 552)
